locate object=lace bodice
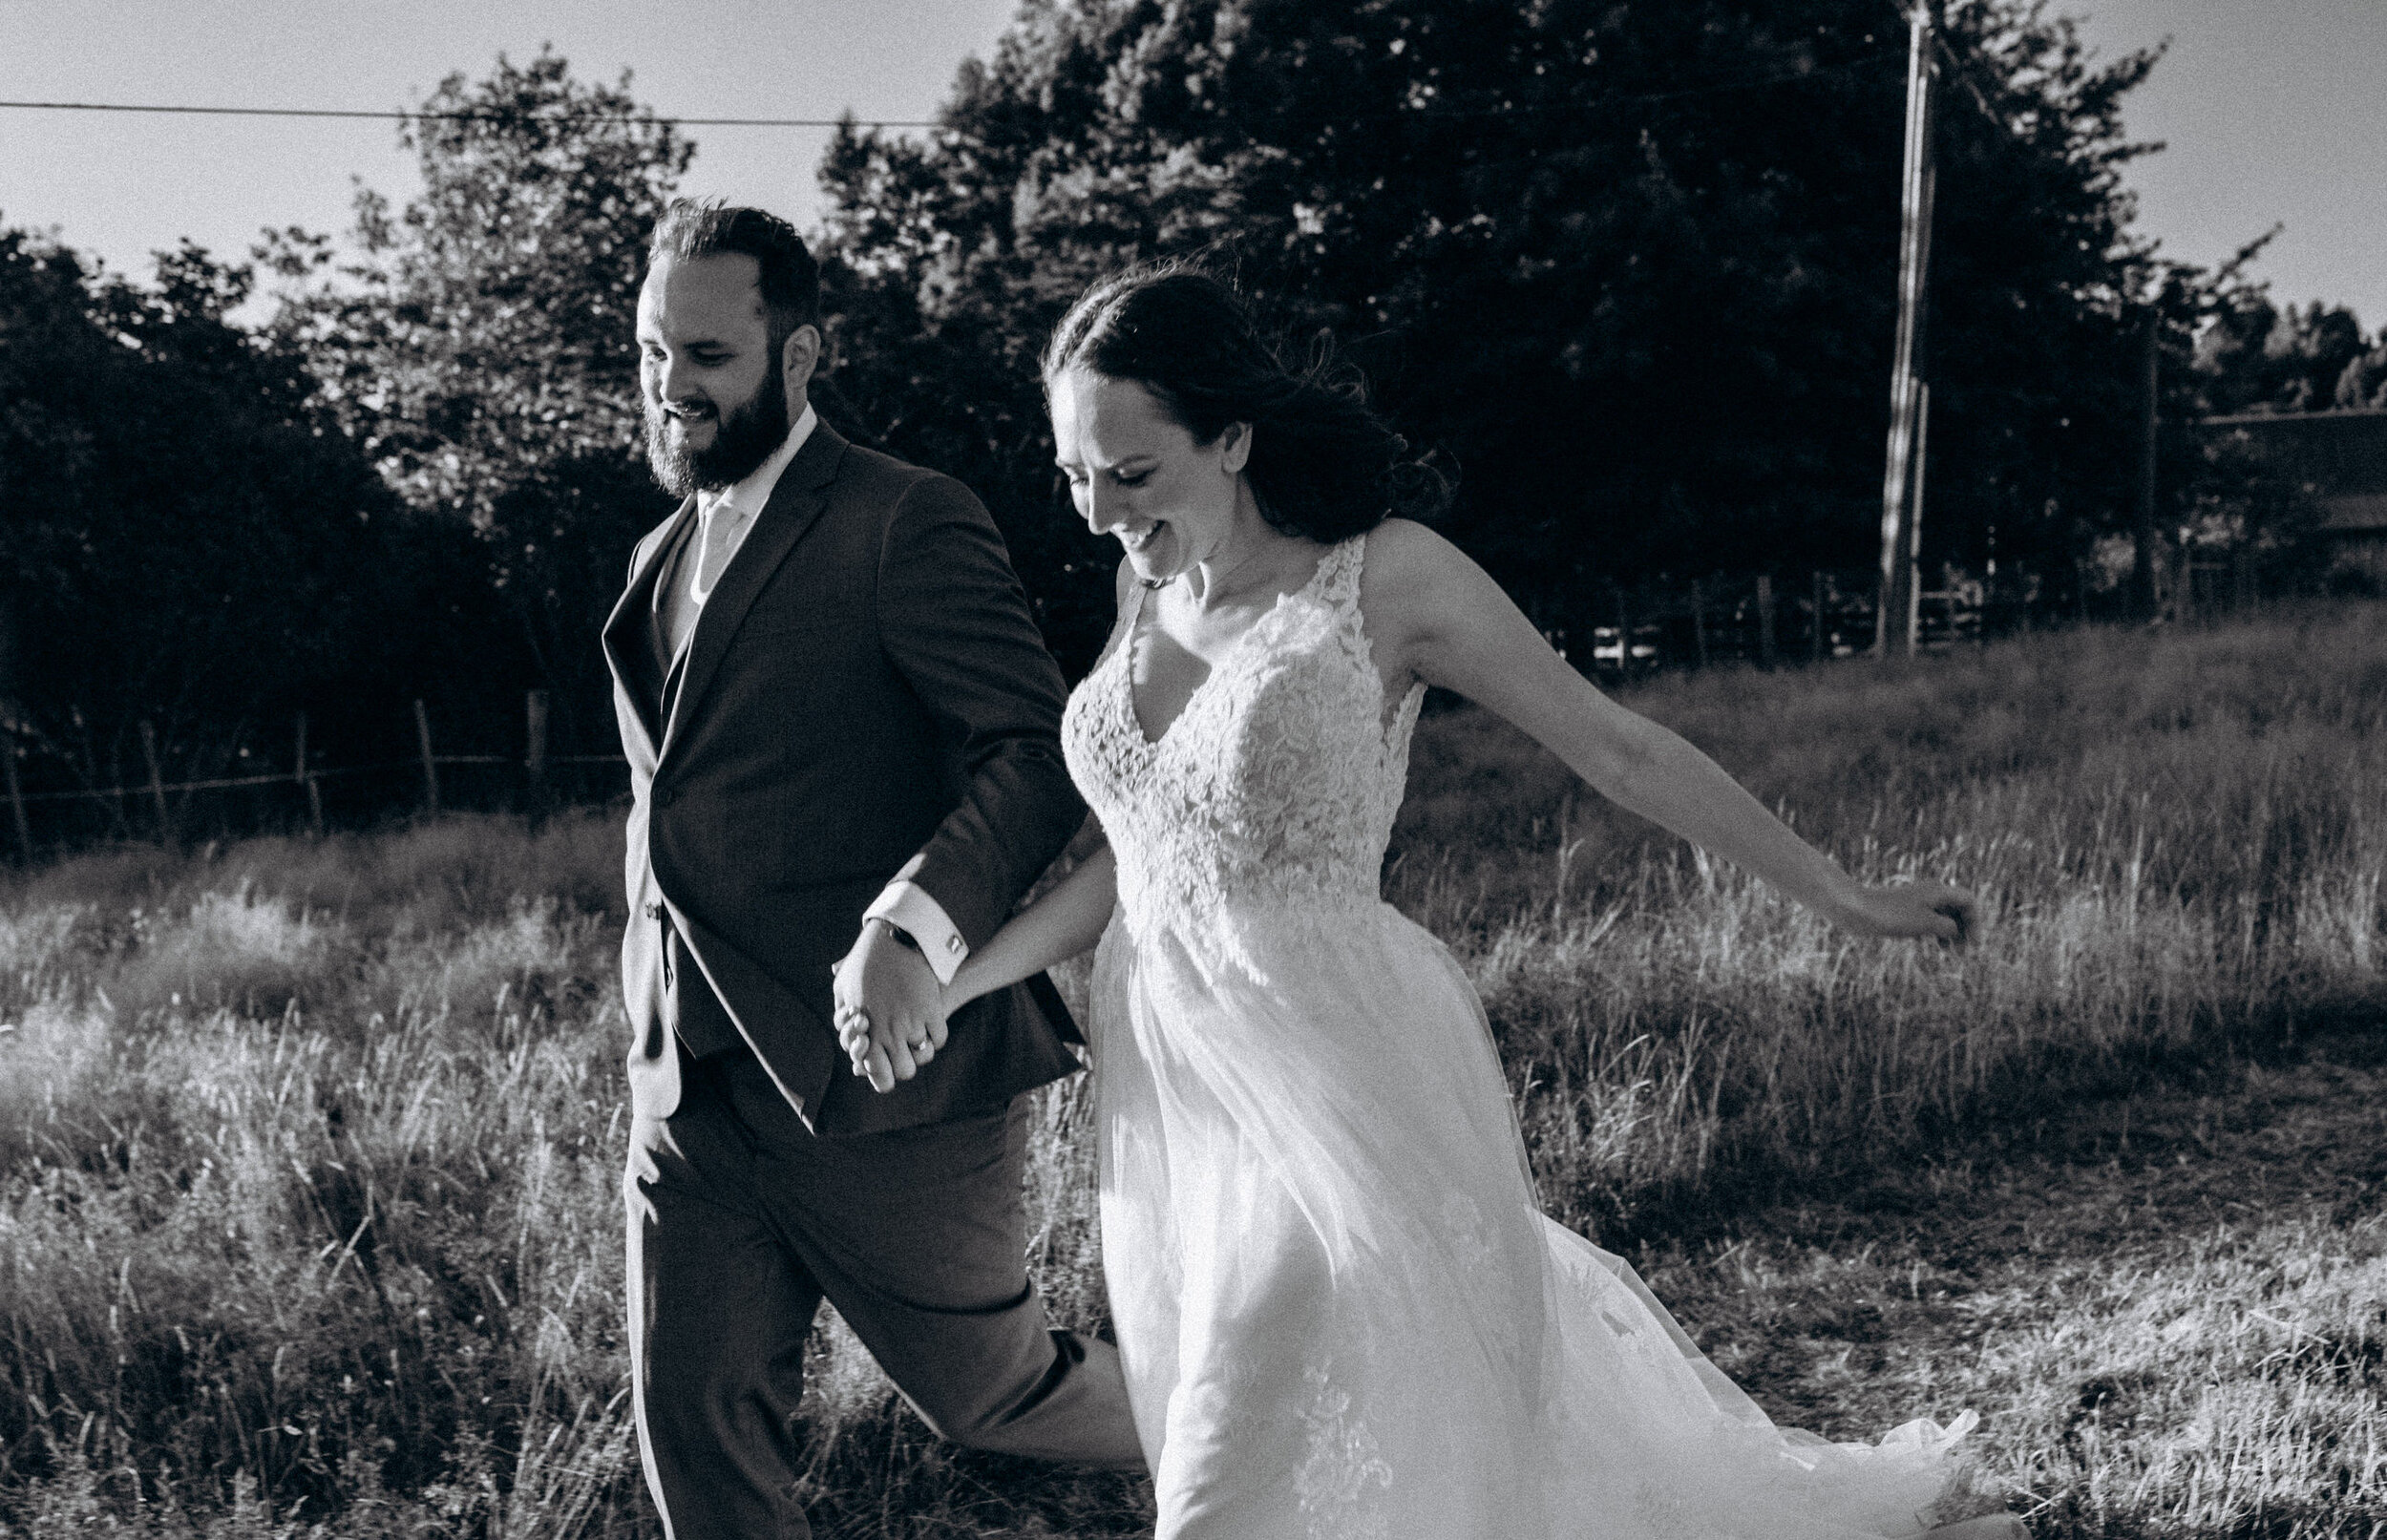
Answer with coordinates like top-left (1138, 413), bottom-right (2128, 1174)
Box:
top-left (1063, 535), bottom-right (1426, 940)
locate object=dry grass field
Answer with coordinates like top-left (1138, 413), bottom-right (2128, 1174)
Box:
top-left (1, 604), bottom-right (2381, 1537)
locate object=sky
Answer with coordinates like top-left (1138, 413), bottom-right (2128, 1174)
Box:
top-left (0, 0), bottom-right (1020, 289)
top-left (0, 0), bottom-right (2380, 330)
top-left (2069, 0), bottom-right (2385, 327)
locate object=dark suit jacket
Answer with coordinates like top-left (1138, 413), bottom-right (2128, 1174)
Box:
top-left (602, 421), bottom-right (1088, 1136)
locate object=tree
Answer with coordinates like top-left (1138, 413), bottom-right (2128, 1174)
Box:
top-left (0, 227), bottom-right (467, 812)
top-left (2336, 332), bottom-right (2387, 411)
top-left (815, 0), bottom-right (2235, 652)
top-left (264, 50), bottom-right (691, 729)
top-left (2193, 296), bottom-right (2379, 414)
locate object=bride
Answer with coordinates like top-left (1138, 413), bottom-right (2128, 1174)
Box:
top-left (839, 265), bottom-right (2024, 1540)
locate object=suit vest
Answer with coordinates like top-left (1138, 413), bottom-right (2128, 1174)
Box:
top-left (635, 513), bottom-right (746, 1061)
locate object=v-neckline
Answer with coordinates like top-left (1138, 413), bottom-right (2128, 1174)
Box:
top-left (1121, 539), bottom-right (1344, 749)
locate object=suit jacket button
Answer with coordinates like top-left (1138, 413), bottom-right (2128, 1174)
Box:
top-left (945, 935), bottom-right (964, 955)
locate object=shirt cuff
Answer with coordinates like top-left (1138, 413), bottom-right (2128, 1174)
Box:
top-left (863, 880), bottom-right (968, 986)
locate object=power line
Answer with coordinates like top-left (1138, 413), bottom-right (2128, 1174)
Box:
top-left (2, 54), bottom-right (1897, 137)
top-left (0, 99), bottom-right (937, 129)
top-left (36, 63), bottom-right (1900, 141)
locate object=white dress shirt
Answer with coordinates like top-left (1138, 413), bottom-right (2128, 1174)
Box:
top-left (687, 402), bottom-right (817, 608)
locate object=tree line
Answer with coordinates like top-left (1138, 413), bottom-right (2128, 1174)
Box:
top-left (4, 0), bottom-right (2379, 824)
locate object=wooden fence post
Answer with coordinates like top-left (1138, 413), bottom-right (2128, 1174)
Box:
top-left (91, 725), bottom-right (129, 840)
top-left (412, 699), bottom-right (440, 815)
top-left (3, 739), bottom-right (30, 863)
top-left (525, 689), bottom-right (550, 810)
top-left (1690, 580), bottom-right (1709, 669)
top-left (295, 713), bottom-right (324, 834)
top-left (1810, 571), bottom-right (1827, 663)
top-left (138, 720), bottom-right (173, 845)
top-left (1754, 576), bottom-right (1777, 668)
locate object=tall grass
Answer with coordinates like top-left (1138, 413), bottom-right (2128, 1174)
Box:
top-left (1395, 605), bottom-right (2387, 1235)
top-left (0, 606), bottom-right (2379, 1535)
top-left (0, 816), bottom-right (641, 1536)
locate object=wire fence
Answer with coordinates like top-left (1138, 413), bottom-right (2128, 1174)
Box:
top-left (2, 692), bottom-right (627, 862)
top-left (3, 558), bottom-right (2271, 864)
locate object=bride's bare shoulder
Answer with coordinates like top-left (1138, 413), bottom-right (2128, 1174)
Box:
top-left (1360, 518), bottom-right (1483, 617)
top-left (1362, 517), bottom-right (1470, 584)
top-left (1357, 519), bottom-right (1483, 677)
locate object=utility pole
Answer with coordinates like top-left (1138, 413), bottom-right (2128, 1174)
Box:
top-left (1876, 0), bottom-right (1938, 657)
top-left (2130, 310), bottom-right (2162, 621)
top-left (1908, 382), bottom-right (1932, 647)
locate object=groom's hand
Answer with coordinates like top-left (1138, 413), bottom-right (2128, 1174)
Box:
top-left (832, 918), bottom-right (950, 1093)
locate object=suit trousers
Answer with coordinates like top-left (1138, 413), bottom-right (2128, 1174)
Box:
top-left (626, 1046), bottom-right (1141, 1537)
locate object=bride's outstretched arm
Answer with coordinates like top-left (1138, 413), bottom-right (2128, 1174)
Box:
top-left (1365, 521), bottom-right (1975, 941)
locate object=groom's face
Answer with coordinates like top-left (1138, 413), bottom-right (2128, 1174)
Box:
top-left (637, 252), bottom-right (795, 496)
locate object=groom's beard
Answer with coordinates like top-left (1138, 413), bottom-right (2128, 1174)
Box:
top-left (644, 349), bottom-right (791, 497)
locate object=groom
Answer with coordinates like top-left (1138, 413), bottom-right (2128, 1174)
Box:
top-left (601, 200), bottom-right (1139, 1535)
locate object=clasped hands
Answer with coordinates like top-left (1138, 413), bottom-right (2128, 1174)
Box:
top-left (831, 917), bottom-right (955, 1093)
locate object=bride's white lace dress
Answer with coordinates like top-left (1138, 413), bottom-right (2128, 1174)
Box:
top-left (1061, 534), bottom-right (1986, 1539)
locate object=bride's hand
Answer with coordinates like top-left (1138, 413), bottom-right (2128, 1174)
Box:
top-left (834, 999), bottom-right (891, 1089)
top-left (1837, 879), bottom-right (1978, 944)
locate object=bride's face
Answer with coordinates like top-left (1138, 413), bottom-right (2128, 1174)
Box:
top-left (1049, 368), bottom-right (1252, 585)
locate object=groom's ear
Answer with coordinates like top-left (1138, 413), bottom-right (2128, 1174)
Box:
top-left (781, 323), bottom-right (823, 411)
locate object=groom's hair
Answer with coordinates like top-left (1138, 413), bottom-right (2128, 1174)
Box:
top-left (647, 200), bottom-right (822, 353)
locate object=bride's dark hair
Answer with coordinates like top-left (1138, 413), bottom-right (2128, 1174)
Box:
top-left (1042, 264), bottom-right (1447, 541)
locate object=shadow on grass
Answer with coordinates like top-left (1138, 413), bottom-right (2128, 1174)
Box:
top-left (1565, 999), bottom-right (2387, 1255)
